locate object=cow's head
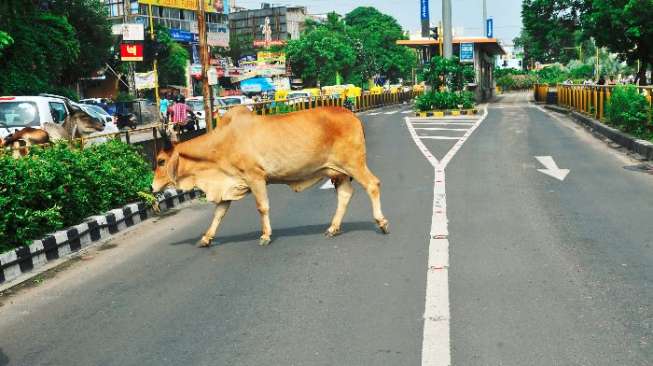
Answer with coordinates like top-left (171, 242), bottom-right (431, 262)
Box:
top-left (67, 109), bottom-right (105, 136)
top-left (152, 129), bottom-right (178, 193)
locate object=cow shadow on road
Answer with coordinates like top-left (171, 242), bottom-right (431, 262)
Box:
top-left (168, 221), bottom-right (379, 247)
top-left (0, 348), bottom-right (9, 366)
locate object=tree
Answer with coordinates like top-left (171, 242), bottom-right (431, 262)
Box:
top-left (0, 31), bottom-right (12, 56)
top-left (345, 7), bottom-right (416, 83)
top-left (286, 13), bottom-right (356, 87)
top-left (48, 0), bottom-right (113, 85)
top-left (0, 7), bottom-right (80, 96)
top-left (582, 0), bottom-right (653, 84)
top-left (520, 0), bottom-right (588, 65)
top-left (0, 0), bottom-right (113, 97)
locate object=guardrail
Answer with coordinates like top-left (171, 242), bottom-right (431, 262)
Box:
top-left (533, 83), bottom-right (653, 121)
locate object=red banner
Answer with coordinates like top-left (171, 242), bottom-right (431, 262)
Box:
top-left (120, 43), bottom-right (143, 61)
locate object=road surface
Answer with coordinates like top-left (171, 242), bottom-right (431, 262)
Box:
top-left (0, 93), bottom-right (650, 366)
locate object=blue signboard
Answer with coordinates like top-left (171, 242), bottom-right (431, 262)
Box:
top-left (420, 0), bottom-right (429, 20)
top-left (486, 18), bottom-right (494, 38)
top-left (460, 43), bottom-right (474, 63)
top-left (169, 28), bottom-right (193, 43)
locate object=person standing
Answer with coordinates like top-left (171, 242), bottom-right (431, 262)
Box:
top-left (159, 95), bottom-right (169, 123)
top-left (171, 96), bottom-right (189, 130)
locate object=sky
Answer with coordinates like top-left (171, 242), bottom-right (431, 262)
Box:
top-left (231, 0), bottom-right (524, 44)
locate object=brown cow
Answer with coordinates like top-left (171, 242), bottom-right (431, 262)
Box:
top-left (152, 106), bottom-right (388, 247)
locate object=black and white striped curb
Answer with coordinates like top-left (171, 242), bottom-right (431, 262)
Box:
top-left (0, 189), bottom-right (202, 286)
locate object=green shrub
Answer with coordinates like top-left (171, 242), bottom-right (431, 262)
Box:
top-left (415, 90), bottom-right (476, 111)
top-left (605, 85), bottom-right (651, 137)
top-left (497, 74), bottom-right (537, 91)
top-left (0, 140), bottom-right (152, 253)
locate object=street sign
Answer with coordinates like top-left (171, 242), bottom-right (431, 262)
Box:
top-left (420, 0), bottom-right (429, 20)
top-left (112, 24), bottom-right (144, 41)
top-left (486, 18), bottom-right (494, 38)
top-left (460, 43), bottom-right (474, 63)
top-left (169, 28), bottom-right (193, 43)
top-left (120, 43), bottom-right (143, 61)
top-left (207, 31), bottom-right (229, 48)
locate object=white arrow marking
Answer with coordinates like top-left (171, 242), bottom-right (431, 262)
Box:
top-left (320, 179), bottom-right (335, 189)
top-left (535, 156), bottom-right (570, 181)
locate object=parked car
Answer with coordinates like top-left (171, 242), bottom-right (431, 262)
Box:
top-left (0, 95), bottom-right (74, 139)
top-left (186, 96), bottom-right (208, 129)
top-left (287, 91), bottom-right (312, 104)
top-left (77, 104), bottom-right (119, 144)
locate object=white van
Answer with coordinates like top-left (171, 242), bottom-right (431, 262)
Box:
top-left (0, 96), bottom-right (73, 139)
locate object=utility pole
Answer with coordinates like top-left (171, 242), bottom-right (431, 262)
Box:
top-left (442, 0), bottom-right (452, 58)
top-left (123, 0), bottom-right (136, 95)
top-left (196, 0), bottom-right (213, 131)
top-left (483, 0), bottom-right (487, 37)
top-left (148, 3), bottom-right (160, 115)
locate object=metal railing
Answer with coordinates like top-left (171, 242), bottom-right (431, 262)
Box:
top-left (534, 83), bottom-right (653, 122)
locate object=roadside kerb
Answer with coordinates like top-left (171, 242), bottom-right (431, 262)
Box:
top-left (543, 104), bottom-right (653, 160)
top-left (416, 109), bottom-right (478, 118)
top-left (0, 188), bottom-right (203, 289)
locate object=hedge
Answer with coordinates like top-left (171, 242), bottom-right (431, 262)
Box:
top-left (0, 140), bottom-right (153, 253)
top-left (415, 90), bottom-right (475, 112)
top-left (605, 85), bottom-right (653, 141)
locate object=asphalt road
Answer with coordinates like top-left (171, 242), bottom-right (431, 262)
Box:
top-left (0, 94), bottom-right (651, 365)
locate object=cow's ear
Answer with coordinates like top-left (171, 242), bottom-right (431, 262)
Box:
top-left (167, 152), bottom-right (179, 183)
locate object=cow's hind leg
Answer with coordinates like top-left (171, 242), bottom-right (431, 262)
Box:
top-left (326, 176), bottom-right (353, 237)
top-left (350, 165), bottom-right (389, 234)
top-left (248, 179), bottom-right (273, 246)
top-left (199, 201), bottom-right (231, 247)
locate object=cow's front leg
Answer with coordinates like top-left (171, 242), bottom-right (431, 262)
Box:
top-left (199, 201), bottom-right (231, 247)
top-left (248, 179), bottom-right (272, 246)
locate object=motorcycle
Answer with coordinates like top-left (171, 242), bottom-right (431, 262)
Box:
top-left (115, 113), bottom-right (137, 130)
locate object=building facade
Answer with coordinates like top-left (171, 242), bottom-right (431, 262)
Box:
top-left (229, 4), bottom-right (307, 47)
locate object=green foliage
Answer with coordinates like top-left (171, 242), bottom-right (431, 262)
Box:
top-left (0, 141), bottom-right (153, 252)
top-left (497, 74), bottom-right (538, 90)
top-left (0, 30), bottom-right (12, 55)
top-left (415, 91), bottom-right (476, 111)
top-left (605, 85), bottom-right (652, 137)
top-left (0, 1), bottom-right (112, 95)
top-left (115, 92), bottom-right (136, 102)
top-left (286, 13), bottom-right (356, 87)
top-left (535, 65), bottom-right (569, 84)
top-left (287, 7), bottom-right (416, 87)
top-left (422, 56), bottom-right (475, 91)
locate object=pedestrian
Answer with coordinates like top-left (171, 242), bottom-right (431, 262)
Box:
top-left (597, 75), bottom-right (606, 86)
top-left (159, 95), bottom-right (169, 123)
top-left (170, 95), bottom-right (189, 131)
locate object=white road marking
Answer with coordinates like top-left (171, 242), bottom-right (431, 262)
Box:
top-left (411, 121), bottom-right (476, 125)
top-left (368, 112), bottom-right (382, 116)
top-left (419, 136), bottom-right (461, 140)
top-left (535, 156), bottom-right (570, 181)
top-left (404, 107), bottom-right (489, 366)
top-left (402, 110), bottom-right (415, 114)
top-left (414, 127), bottom-right (469, 132)
top-left (320, 179), bottom-right (335, 189)
top-left (385, 110), bottom-right (399, 115)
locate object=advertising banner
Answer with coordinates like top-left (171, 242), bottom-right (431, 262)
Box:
top-left (112, 24), bottom-right (144, 40)
top-left (120, 43), bottom-right (144, 61)
top-left (135, 71), bottom-right (157, 90)
top-left (138, 0), bottom-right (228, 13)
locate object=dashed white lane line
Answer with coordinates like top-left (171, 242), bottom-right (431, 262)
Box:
top-left (402, 110), bottom-right (415, 114)
top-left (411, 121), bottom-right (476, 125)
top-left (384, 110), bottom-right (399, 115)
top-left (404, 107), bottom-right (489, 366)
top-left (368, 112), bottom-right (382, 116)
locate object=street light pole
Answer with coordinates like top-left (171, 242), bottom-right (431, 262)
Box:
top-left (196, 0), bottom-right (213, 131)
top-left (442, 0), bottom-right (452, 58)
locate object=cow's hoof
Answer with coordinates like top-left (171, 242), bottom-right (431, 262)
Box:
top-left (197, 237), bottom-right (212, 248)
top-left (325, 227), bottom-right (341, 237)
top-left (378, 220), bottom-right (390, 234)
top-left (259, 237), bottom-right (271, 246)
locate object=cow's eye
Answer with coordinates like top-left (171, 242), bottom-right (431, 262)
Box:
top-left (157, 159), bottom-right (165, 166)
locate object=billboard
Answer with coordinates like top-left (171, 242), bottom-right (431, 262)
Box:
top-left (112, 23), bottom-right (144, 41)
top-left (420, 0), bottom-right (430, 37)
top-left (138, 0), bottom-right (229, 13)
top-left (120, 43), bottom-right (144, 61)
